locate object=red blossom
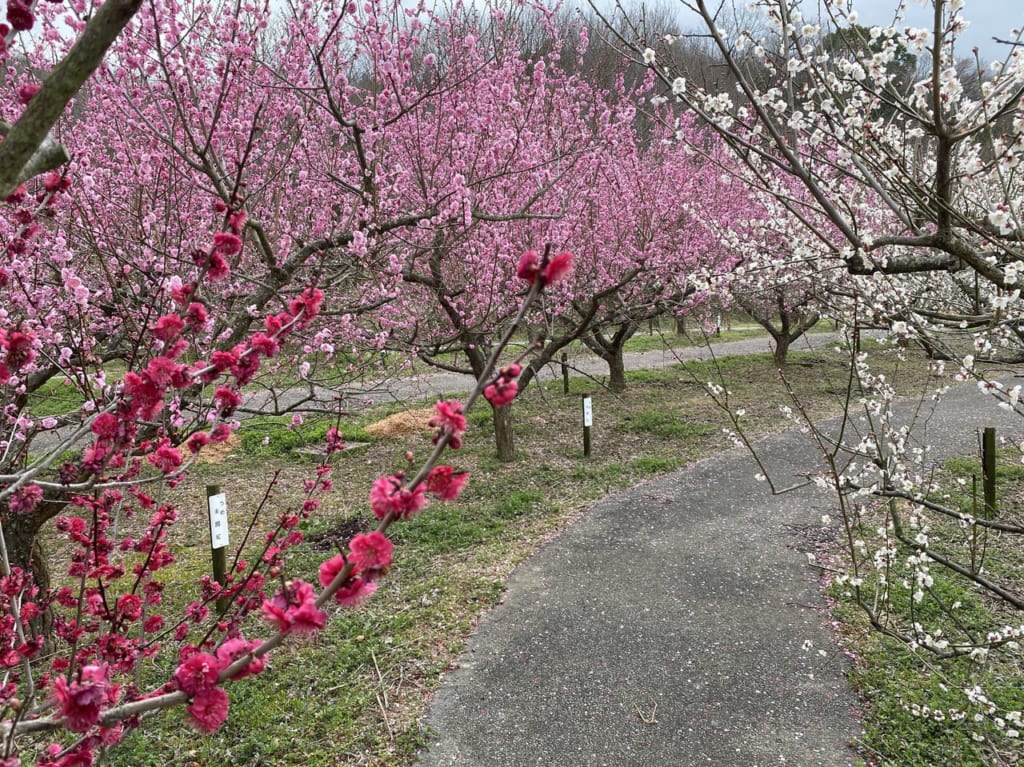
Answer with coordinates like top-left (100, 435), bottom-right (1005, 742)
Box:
top-left (210, 349), bottom-right (238, 372)
top-left (213, 386), bottom-right (242, 416)
top-left (171, 281), bottom-right (195, 305)
top-left (230, 346), bottom-right (260, 385)
top-left (6, 0), bottom-right (33, 31)
top-left (186, 432), bottom-right (211, 454)
top-left (264, 311), bottom-right (291, 336)
top-left (148, 442), bottom-right (183, 475)
top-left (184, 302), bottom-right (208, 328)
top-left (516, 250), bottom-right (540, 283)
top-left (215, 638), bottom-right (265, 680)
top-left (261, 579), bottom-right (326, 635)
top-left (288, 287), bottom-right (324, 328)
top-left (249, 332), bottom-right (279, 358)
top-left (426, 466), bottom-right (470, 501)
top-left (334, 577), bottom-right (377, 607)
top-left (318, 554), bottom-right (347, 589)
top-left (3, 330), bottom-right (36, 370)
top-left (143, 355), bottom-right (188, 389)
top-left (483, 378), bottom-right (518, 407)
top-left (52, 665), bottom-right (112, 732)
top-left (17, 83), bottom-right (38, 104)
top-left (151, 314), bottom-right (185, 342)
top-left (212, 231), bottom-right (242, 256)
top-left (543, 251), bottom-right (573, 285)
top-left (115, 593), bottom-right (142, 621)
top-left (210, 423), bottom-right (233, 443)
top-left (187, 687), bottom-right (229, 732)
top-left (228, 209), bottom-right (248, 233)
top-left (173, 652), bottom-right (222, 696)
top-left (122, 372), bottom-right (164, 420)
top-left (430, 399), bottom-right (467, 448)
top-left (90, 413), bottom-right (120, 439)
top-left (348, 531), bottom-right (393, 577)
top-left (207, 251), bottom-right (230, 281)
top-left (369, 474), bottom-right (428, 520)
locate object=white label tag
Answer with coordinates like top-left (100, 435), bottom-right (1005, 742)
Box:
top-left (582, 396), bottom-right (593, 427)
top-left (209, 493), bottom-right (229, 549)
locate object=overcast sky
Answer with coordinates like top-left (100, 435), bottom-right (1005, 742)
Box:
top-left (841, 0), bottom-right (1021, 59)
top-left (671, 0), bottom-right (1023, 62)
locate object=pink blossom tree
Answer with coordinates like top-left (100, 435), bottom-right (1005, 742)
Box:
top-left (0, 0), bottom-right (579, 762)
top-left (562, 109), bottom-right (739, 390)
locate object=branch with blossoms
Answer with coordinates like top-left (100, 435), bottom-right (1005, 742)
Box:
top-left (0, 248), bottom-right (572, 764)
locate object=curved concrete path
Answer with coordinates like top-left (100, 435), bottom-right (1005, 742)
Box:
top-left (414, 374), bottom-right (1021, 766)
top-left (347, 331), bottom-right (845, 407)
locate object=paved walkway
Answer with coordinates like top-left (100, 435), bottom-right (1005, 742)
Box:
top-left (413, 368), bottom-right (1021, 765)
top-left (340, 331), bottom-right (846, 407)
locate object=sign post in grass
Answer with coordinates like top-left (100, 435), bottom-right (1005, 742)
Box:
top-left (582, 394), bottom-right (592, 458)
top-left (207, 485), bottom-right (230, 613)
top-left (982, 426), bottom-right (997, 520)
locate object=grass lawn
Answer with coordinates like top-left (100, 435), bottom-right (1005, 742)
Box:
top-left (42, 343), bottom-right (955, 766)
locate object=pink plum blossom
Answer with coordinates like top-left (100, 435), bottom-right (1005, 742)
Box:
top-left (369, 474), bottom-right (428, 520)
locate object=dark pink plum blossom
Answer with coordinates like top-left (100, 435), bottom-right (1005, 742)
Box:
top-left (148, 442), bottom-right (183, 474)
top-left (52, 665), bottom-right (113, 732)
top-left (516, 250), bottom-right (540, 283)
top-left (261, 580), bottom-right (326, 635)
top-left (184, 302), bottom-right (208, 328)
top-left (347, 531), bottom-right (393, 577)
top-left (249, 333), bottom-right (279, 358)
top-left (369, 474), bottom-right (428, 520)
top-left (7, 484), bottom-right (43, 514)
top-left (215, 638), bottom-right (265, 680)
top-left (483, 378), bottom-right (518, 407)
top-left (211, 232), bottom-right (242, 256)
top-left (6, 0), bottom-right (33, 31)
top-left (207, 251), bottom-right (230, 281)
top-left (151, 314), bottom-right (185, 341)
top-left (333, 577), bottom-right (377, 607)
top-left (17, 83), bottom-right (38, 104)
top-left (543, 251), bottom-right (572, 285)
top-left (116, 593), bottom-right (142, 621)
top-left (426, 466), bottom-right (470, 501)
top-left (186, 432), bottom-right (211, 454)
top-left (213, 386), bottom-right (242, 416)
top-left (187, 687), bottom-right (229, 732)
top-left (288, 287), bottom-right (324, 328)
top-left (429, 399), bottom-right (467, 448)
top-left (173, 652), bottom-right (222, 696)
top-left (318, 554), bottom-right (347, 589)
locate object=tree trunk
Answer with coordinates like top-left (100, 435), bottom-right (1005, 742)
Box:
top-left (607, 348), bottom-right (627, 393)
top-left (2, 509), bottom-right (53, 637)
top-left (772, 332), bottom-right (790, 367)
top-left (492, 403), bottom-right (515, 462)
